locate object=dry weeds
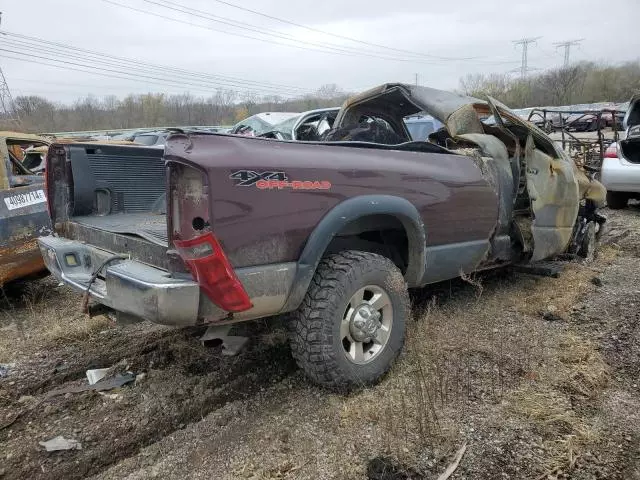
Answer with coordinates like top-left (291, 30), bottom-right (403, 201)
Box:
top-left (0, 277), bottom-right (113, 362)
top-left (336, 250), bottom-right (613, 477)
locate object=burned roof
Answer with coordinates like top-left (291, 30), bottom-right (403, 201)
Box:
top-left (339, 83), bottom-right (486, 124)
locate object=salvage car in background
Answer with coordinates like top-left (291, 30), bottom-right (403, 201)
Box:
top-left (230, 112), bottom-right (299, 136)
top-left (601, 93), bottom-right (640, 209)
top-left (38, 84), bottom-right (605, 388)
top-left (0, 132), bottom-right (52, 286)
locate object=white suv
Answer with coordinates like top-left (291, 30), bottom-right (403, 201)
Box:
top-left (601, 94), bottom-right (640, 209)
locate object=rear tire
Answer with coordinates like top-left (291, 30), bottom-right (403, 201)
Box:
top-left (607, 191), bottom-right (628, 210)
top-left (289, 251), bottom-right (409, 389)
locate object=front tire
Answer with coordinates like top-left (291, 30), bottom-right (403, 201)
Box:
top-left (289, 251), bottom-right (409, 389)
top-left (607, 191), bottom-right (628, 210)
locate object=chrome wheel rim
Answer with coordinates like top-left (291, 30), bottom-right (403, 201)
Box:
top-left (340, 285), bottom-right (393, 365)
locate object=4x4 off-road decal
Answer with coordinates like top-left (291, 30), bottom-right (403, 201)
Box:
top-left (230, 170), bottom-right (331, 190)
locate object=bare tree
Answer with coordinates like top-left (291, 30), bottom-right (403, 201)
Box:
top-left (538, 65), bottom-right (584, 105)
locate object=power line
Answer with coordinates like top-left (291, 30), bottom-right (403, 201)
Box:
top-left (99, 0), bottom-right (408, 63)
top-left (0, 13), bottom-right (19, 123)
top-left (0, 41), bottom-right (302, 96)
top-left (0, 52), bottom-right (298, 98)
top-left (8, 77), bottom-right (203, 92)
top-left (0, 46), bottom-right (301, 96)
top-left (1, 31), bottom-right (307, 95)
top-left (144, 0), bottom-right (482, 62)
top-left (99, 0), bottom-right (521, 67)
top-left (553, 39), bottom-right (584, 67)
top-left (140, 0), bottom-right (397, 60)
top-left (180, 0), bottom-right (483, 62)
top-left (513, 37), bottom-right (541, 78)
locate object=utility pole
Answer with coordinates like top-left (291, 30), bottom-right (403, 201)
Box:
top-left (414, 73), bottom-right (419, 86)
top-left (513, 37), bottom-right (541, 79)
top-left (0, 12), bottom-right (20, 124)
top-left (553, 39), bottom-right (583, 67)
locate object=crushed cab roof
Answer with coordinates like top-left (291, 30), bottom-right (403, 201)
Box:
top-left (340, 83), bottom-right (487, 123)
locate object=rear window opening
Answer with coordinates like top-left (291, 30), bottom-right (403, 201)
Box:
top-left (133, 134), bottom-right (160, 146)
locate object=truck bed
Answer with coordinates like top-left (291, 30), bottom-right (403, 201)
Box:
top-left (45, 143), bottom-right (169, 268)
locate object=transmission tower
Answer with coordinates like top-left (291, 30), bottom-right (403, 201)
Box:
top-left (553, 39), bottom-right (584, 67)
top-left (0, 12), bottom-right (19, 123)
top-left (513, 37), bottom-right (541, 78)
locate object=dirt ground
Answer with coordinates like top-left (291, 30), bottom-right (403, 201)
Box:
top-left (2, 206), bottom-right (640, 480)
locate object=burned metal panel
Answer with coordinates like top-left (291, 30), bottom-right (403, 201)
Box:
top-left (406, 85), bottom-right (487, 124)
top-left (524, 135), bottom-right (579, 262)
top-left (0, 184), bottom-right (52, 285)
top-left (571, 159), bottom-right (606, 207)
top-left (446, 104), bottom-right (485, 137)
top-left (335, 83), bottom-right (486, 132)
top-left (0, 239), bottom-right (46, 285)
top-left (0, 133), bottom-right (53, 285)
top-left (485, 96), bottom-right (607, 261)
top-left (457, 133), bottom-right (514, 236)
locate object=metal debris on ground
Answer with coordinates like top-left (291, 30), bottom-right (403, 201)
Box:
top-left (39, 435), bottom-right (82, 452)
top-left (86, 368), bottom-right (110, 385)
top-left (200, 325), bottom-right (249, 356)
top-left (45, 372), bottom-right (136, 398)
top-left (0, 364), bottom-right (8, 378)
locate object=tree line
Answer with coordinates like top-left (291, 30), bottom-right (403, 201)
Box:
top-left (2, 84), bottom-right (349, 133)
top-left (459, 61), bottom-right (640, 108)
top-left (3, 62), bottom-right (640, 133)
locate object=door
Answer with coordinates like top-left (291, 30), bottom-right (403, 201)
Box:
top-left (487, 97), bottom-right (580, 262)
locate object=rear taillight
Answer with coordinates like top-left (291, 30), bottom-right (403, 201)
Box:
top-left (174, 232), bottom-right (252, 313)
top-left (604, 144), bottom-right (618, 158)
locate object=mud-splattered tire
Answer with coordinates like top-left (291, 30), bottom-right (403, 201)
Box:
top-left (607, 191), bottom-right (628, 210)
top-left (289, 251), bottom-right (409, 389)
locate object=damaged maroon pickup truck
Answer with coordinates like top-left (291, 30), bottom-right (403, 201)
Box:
top-left (38, 84), bottom-right (606, 388)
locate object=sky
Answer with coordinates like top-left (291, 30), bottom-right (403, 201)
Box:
top-left (1, 0), bottom-right (639, 104)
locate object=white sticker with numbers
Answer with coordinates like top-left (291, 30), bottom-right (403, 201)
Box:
top-left (4, 189), bottom-right (47, 210)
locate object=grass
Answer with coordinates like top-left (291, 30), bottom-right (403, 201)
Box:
top-left (0, 277), bottom-right (114, 362)
top-left (334, 252), bottom-right (614, 477)
top-left (0, 243), bottom-right (621, 478)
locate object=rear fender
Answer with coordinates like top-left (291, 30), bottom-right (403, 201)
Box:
top-left (280, 195), bottom-right (425, 313)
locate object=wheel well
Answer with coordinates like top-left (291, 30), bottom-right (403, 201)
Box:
top-left (324, 214), bottom-right (409, 273)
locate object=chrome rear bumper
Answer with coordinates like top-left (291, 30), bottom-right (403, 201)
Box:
top-left (37, 235), bottom-right (298, 326)
top-left (38, 236), bottom-right (200, 325)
